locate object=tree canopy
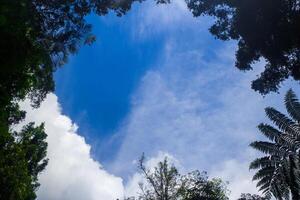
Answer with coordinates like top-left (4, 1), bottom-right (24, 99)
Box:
top-left (126, 154), bottom-right (229, 200)
top-left (2, 0), bottom-right (300, 199)
top-left (1, 0), bottom-right (165, 199)
top-left (186, 0), bottom-right (300, 94)
top-left (0, 0), bottom-right (151, 126)
top-left (0, 123), bottom-right (48, 200)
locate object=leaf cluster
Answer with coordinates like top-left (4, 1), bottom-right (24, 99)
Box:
top-left (0, 123), bottom-right (48, 200)
top-left (186, 0), bottom-right (300, 94)
top-left (237, 193), bottom-right (268, 200)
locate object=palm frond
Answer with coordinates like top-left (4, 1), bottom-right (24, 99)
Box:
top-left (253, 166), bottom-right (275, 181)
top-left (250, 141), bottom-right (284, 156)
top-left (259, 180), bottom-right (271, 192)
top-left (270, 182), bottom-right (290, 200)
top-left (251, 90), bottom-right (300, 199)
top-left (279, 134), bottom-right (298, 151)
top-left (265, 107), bottom-right (300, 136)
top-left (281, 156), bottom-right (300, 199)
top-left (258, 123), bottom-right (282, 142)
top-left (263, 191), bottom-right (272, 200)
top-left (256, 175), bottom-right (272, 187)
top-left (249, 156), bottom-right (275, 170)
top-left (285, 89), bottom-right (300, 123)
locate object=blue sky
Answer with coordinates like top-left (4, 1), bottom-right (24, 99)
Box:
top-left (54, 0), bottom-right (220, 162)
top-left (23, 1), bottom-right (300, 200)
top-left (55, 12), bottom-right (162, 135)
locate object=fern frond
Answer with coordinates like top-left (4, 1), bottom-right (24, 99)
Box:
top-left (253, 166), bottom-right (275, 181)
top-left (249, 156), bottom-right (275, 170)
top-left (265, 107), bottom-right (300, 136)
top-left (258, 123), bottom-right (282, 141)
top-left (250, 141), bottom-right (284, 156)
top-left (257, 175), bottom-right (272, 187)
top-left (251, 90), bottom-right (300, 199)
top-left (285, 89), bottom-right (300, 123)
top-left (280, 134), bottom-right (298, 151)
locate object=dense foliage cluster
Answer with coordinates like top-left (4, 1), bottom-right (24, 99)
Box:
top-left (237, 193), bottom-right (268, 200)
top-left (0, 0), bottom-right (149, 126)
top-left (186, 0), bottom-right (300, 94)
top-left (0, 123), bottom-right (48, 200)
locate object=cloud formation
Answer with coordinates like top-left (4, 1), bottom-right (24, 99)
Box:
top-left (103, 1), bottom-right (300, 199)
top-left (110, 32), bottom-right (297, 200)
top-left (129, 0), bottom-right (211, 40)
top-left (15, 2), bottom-right (300, 200)
top-left (20, 94), bottom-right (124, 200)
top-left (211, 158), bottom-right (259, 199)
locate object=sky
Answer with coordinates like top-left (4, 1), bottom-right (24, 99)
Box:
top-left (20, 0), bottom-right (300, 200)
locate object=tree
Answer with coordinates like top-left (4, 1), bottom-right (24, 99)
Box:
top-left (0, 0), bottom-right (149, 126)
top-left (186, 0), bottom-right (300, 94)
top-left (138, 154), bottom-right (181, 200)
top-left (237, 193), bottom-right (268, 200)
top-left (250, 89), bottom-right (300, 199)
top-left (179, 171), bottom-right (229, 200)
top-left (132, 154), bottom-right (229, 200)
top-left (0, 123), bottom-right (48, 200)
top-left (1, 0), bottom-right (164, 199)
top-left (0, 0), bottom-right (169, 116)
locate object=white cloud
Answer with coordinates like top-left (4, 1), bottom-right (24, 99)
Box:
top-left (210, 150), bottom-right (260, 199)
top-left (129, 0), bottom-right (212, 40)
top-left (110, 35), bottom-right (299, 199)
top-left (14, 2), bottom-right (299, 200)
top-left (108, 4), bottom-right (300, 199)
top-left (19, 94), bottom-right (124, 200)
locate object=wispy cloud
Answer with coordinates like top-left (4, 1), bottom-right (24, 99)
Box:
top-left (19, 1), bottom-right (300, 200)
top-left (129, 0), bottom-right (212, 40)
top-left (20, 94), bottom-right (124, 200)
top-left (110, 34), bottom-right (298, 199)
top-left (211, 157), bottom-right (259, 199)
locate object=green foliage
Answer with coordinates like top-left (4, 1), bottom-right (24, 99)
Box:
top-left (250, 89), bottom-right (300, 199)
top-left (138, 155), bottom-right (181, 200)
top-left (128, 154), bottom-right (229, 200)
top-left (186, 0), bottom-right (300, 94)
top-left (237, 193), bottom-right (268, 200)
top-left (0, 0), bottom-right (168, 115)
top-left (0, 123), bottom-right (48, 200)
top-left (180, 171), bottom-right (229, 200)
top-left (0, 0), bottom-right (151, 123)
top-left (1, 0), bottom-right (165, 199)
